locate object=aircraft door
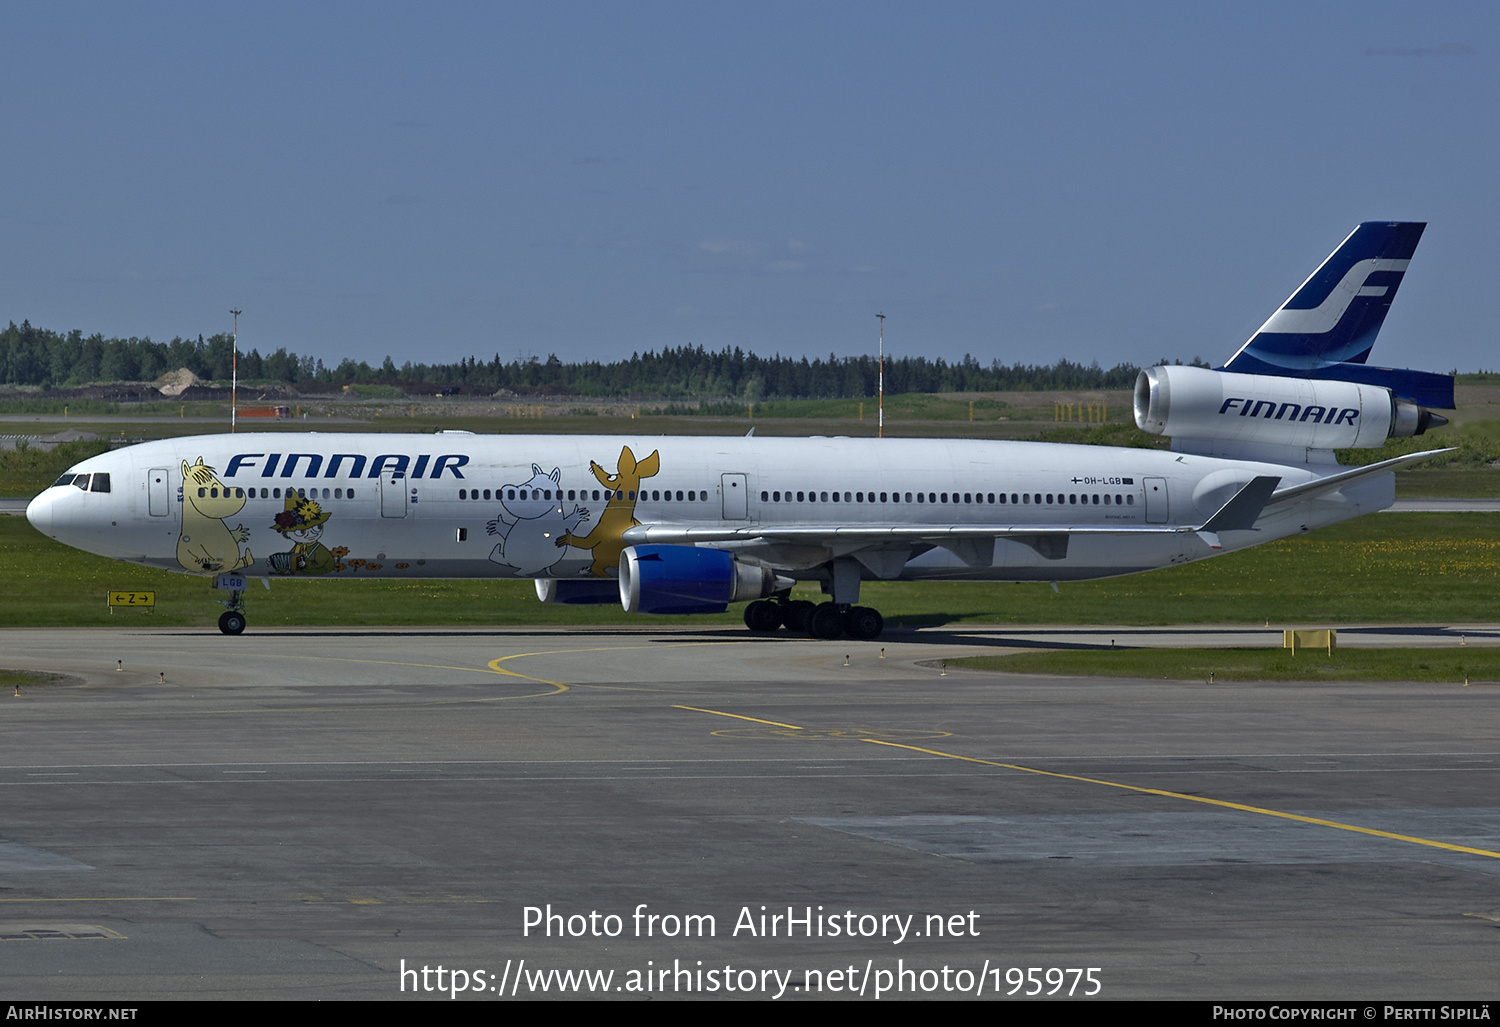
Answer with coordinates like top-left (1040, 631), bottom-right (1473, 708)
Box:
top-left (721, 473), bottom-right (748, 519)
top-left (380, 473), bottom-right (408, 518)
top-left (1144, 477), bottom-right (1168, 523)
top-left (147, 468), bottom-right (170, 517)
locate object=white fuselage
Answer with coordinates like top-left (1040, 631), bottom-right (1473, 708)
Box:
top-left (25, 432), bottom-right (1392, 587)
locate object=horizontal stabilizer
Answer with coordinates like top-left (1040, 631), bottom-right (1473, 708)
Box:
top-left (1258, 361), bottom-right (1452, 409)
top-left (1267, 448), bottom-right (1456, 506)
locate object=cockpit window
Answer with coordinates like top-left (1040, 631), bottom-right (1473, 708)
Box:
top-left (71, 474), bottom-right (91, 491)
top-left (54, 474), bottom-right (77, 488)
top-left (90, 473), bottom-right (111, 493)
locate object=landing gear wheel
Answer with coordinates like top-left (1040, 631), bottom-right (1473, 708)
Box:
top-left (785, 600), bottom-right (817, 634)
top-left (218, 610), bottom-right (246, 635)
top-left (810, 602), bottom-right (847, 640)
top-left (744, 600), bottom-right (783, 633)
top-left (847, 606), bottom-right (884, 640)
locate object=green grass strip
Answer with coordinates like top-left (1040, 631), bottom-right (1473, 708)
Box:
top-left (950, 647), bottom-right (1500, 683)
top-left (0, 669), bottom-right (63, 689)
top-left (2, 510), bottom-right (1498, 629)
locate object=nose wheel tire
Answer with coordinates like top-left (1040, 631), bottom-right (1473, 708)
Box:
top-left (218, 611), bottom-right (247, 635)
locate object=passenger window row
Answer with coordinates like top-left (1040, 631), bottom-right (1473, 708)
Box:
top-left (200, 486), bottom-right (357, 500)
top-left (759, 489), bottom-right (1135, 507)
top-left (456, 488), bottom-right (709, 503)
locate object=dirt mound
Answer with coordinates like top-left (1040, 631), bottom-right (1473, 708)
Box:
top-left (155, 368), bottom-right (203, 396)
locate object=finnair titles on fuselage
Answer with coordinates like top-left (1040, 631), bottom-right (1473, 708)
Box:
top-left (28, 222), bottom-right (1454, 638)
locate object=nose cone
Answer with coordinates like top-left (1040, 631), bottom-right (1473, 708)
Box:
top-left (25, 491), bottom-right (54, 536)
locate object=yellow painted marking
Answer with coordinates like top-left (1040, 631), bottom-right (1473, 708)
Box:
top-left (485, 641), bottom-right (743, 694)
top-left (674, 705), bottom-right (806, 730)
top-left (709, 726), bottom-right (953, 742)
top-left (0, 639), bottom-right (739, 717)
top-left (484, 654), bottom-right (570, 696)
top-left (677, 707), bottom-right (1500, 862)
top-left (864, 739), bottom-right (1500, 861)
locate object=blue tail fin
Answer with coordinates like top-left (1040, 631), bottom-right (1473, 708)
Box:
top-left (1221, 222), bottom-right (1452, 408)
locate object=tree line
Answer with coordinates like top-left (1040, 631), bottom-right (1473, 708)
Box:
top-left (1, 320), bottom-right (1145, 398)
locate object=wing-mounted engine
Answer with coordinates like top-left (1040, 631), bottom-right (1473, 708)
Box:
top-left (534, 579), bottom-right (621, 605)
top-left (1134, 365), bottom-right (1445, 455)
top-left (619, 545), bottom-right (793, 615)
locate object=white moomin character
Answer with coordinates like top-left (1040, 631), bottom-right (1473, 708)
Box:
top-left (486, 464), bottom-right (590, 576)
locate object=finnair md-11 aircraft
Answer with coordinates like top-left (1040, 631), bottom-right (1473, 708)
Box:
top-left (28, 223), bottom-right (1453, 638)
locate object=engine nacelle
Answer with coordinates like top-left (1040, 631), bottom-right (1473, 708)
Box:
top-left (534, 579), bottom-right (622, 605)
top-left (1134, 365), bottom-right (1440, 450)
top-left (619, 545), bottom-right (791, 615)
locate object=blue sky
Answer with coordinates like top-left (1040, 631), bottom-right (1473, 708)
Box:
top-left (5, 2), bottom-right (1496, 373)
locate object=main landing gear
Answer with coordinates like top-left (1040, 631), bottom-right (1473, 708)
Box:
top-left (743, 557), bottom-right (883, 640)
top-left (743, 597), bottom-right (885, 640)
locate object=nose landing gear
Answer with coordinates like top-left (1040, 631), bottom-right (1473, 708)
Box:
top-left (213, 573), bottom-right (249, 635)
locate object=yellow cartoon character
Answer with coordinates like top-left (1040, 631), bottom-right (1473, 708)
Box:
top-left (557, 445), bottom-right (660, 577)
top-left (268, 493), bottom-right (335, 575)
top-left (177, 458), bottom-right (254, 573)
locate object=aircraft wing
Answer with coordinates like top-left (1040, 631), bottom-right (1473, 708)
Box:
top-left (619, 475), bottom-right (1289, 565)
top-left (625, 523), bottom-right (1212, 544)
top-left (623, 445), bottom-right (1450, 554)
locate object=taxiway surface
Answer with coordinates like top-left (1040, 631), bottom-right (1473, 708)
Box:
top-left (0, 625), bottom-right (1497, 1000)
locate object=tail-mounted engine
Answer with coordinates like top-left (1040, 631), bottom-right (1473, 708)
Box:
top-left (1134, 365), bottom-right (1445, 451)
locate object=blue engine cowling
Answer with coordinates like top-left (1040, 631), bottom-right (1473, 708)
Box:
top-left (619, 545), bottom-right (788, 615)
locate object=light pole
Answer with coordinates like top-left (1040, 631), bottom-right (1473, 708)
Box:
top-left (230, 310), bottom-right (242, 433)
top-left (876, 313), bottom-right (885, 439)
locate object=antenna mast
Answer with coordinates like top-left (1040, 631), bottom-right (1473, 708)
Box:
top-left (230, 310), bottom-right (242, 434)
top-left (876, 313), bottom-right (885, 438)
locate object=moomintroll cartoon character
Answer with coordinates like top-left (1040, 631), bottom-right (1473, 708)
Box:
top-left (558, 445), bottom-right (659, 577)
top-left (176, 457), bottom-right (254, 573)
top-left (487, 464), bottom-right (590, 577)
top-left (268, 493), bottom-right (336, 575)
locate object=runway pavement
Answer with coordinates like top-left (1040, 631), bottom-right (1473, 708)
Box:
top-left (0, 624), bottom-right (1497, 1001)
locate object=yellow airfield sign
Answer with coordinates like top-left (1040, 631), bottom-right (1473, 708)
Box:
top-left (107, 591), bottom-right (156, 613)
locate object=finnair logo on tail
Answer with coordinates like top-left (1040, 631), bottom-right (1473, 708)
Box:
top-left (1257, 258), bottom-right (1409, 336)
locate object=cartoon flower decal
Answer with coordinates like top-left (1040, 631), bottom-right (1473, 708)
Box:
top-left (271, 497), bottom-right (330, 535)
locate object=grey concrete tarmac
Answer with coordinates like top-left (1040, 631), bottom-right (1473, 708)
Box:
top-left (0, 624), bottom-right (1498, 1001)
